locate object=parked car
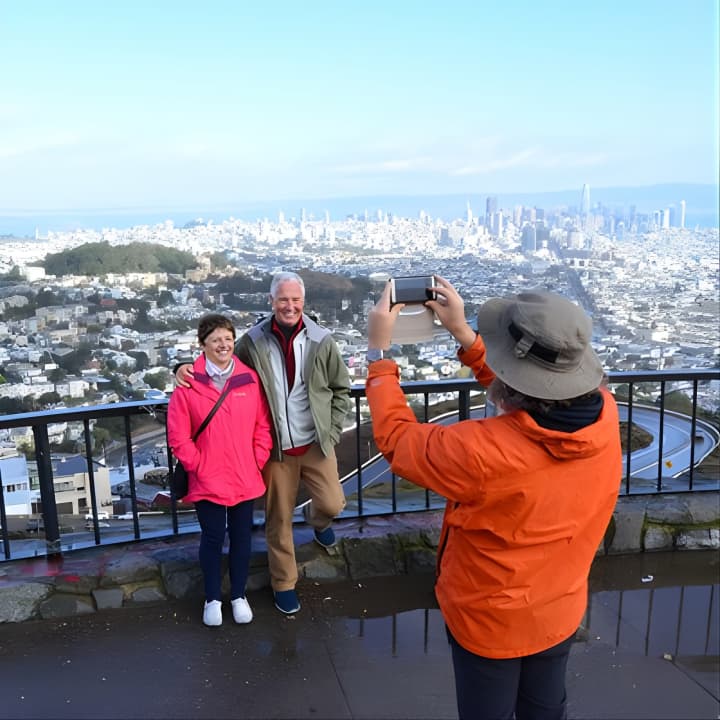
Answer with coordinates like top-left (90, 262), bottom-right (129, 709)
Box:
top-left (85, 520), bottom-right (111, 529)
top-left (84, 511), bottom-right (110, 521)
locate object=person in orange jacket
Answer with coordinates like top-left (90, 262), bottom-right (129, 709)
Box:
top-left (366, 276), bottom-right (622, 720)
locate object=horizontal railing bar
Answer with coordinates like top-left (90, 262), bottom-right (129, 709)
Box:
top-left (0, 367), bottom-right (718, 562)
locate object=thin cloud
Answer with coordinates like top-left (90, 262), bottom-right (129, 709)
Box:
top-left (0, 132), bottom-right (83, 159)
top-left (451, 148), bottom-right (539, 176)
top-left (539, 151), bottom-right (607, 169)
top-left (450, 147), bottom-right (607, 175)
top-left (330, 157), bottom-right (432, 175)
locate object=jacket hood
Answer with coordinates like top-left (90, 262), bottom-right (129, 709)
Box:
top-left (509, 388), bottom-right (617, 461)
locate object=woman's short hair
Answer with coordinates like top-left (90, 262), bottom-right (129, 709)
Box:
top-left (197, 314), bottom-right (236, 345)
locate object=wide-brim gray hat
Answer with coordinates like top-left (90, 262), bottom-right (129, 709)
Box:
top-left (476, 290), bottom-right (604, 400)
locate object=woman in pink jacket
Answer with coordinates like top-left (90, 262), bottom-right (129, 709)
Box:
top-left (168, 314), bottom-right (272, 627)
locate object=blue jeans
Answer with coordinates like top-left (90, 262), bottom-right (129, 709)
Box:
top-left (447, 628), bottom-right (574, 720)
top-left (195, 499), bottom-right (254, 602)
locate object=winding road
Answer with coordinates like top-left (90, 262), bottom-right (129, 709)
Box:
top-left (337, 403), bottom-right (720, 507)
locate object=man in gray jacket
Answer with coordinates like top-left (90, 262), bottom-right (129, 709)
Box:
top-left (177, 272), bottom-right (351, 614)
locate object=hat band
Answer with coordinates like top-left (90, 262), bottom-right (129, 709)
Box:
top-left (508, 322), bottom-right (560, 363)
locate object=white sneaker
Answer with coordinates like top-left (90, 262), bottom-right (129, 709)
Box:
top-left (203, 600), bottom-right (223, 627)
top-left (231, 596), bottom-right (253, 624)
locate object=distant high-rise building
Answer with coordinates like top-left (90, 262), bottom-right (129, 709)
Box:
top-left (485, 196), bottom-right (497, 229)
top-left (581, 184), bottom-right (590, 214)
top-left (662, 208), bottom-right (670, 229)
top-left (521, 224), bottom-right (537, 253)
top-left (679, 200), bottom-right (686, 229)
top-left (492, 211), bottom-right (503, 237)
top-left (466, 201), bottom-right (473, 225)
top-left (513, 205), bottom-right (522, 227)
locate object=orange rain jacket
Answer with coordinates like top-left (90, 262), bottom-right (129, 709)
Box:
top-left (366, 335), bottom-right (622, 659)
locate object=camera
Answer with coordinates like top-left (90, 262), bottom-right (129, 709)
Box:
top-left (389, 275), bottom-right (437, 307)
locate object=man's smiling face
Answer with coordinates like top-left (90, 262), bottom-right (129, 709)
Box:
top-left (271, 280), bottom-right (305, 328)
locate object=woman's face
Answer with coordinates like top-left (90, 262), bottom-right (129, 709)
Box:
top-left (201, 327), bottom-right (235, 369)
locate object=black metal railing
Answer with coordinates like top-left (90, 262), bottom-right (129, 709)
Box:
top-left (0, 368), bottom-right (718, 562)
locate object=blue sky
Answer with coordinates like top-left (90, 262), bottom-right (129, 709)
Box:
top-left (1, 0), bottom-right (718, 211)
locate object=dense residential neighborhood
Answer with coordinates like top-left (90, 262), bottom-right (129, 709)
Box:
top-left (0, 202), bottom-right (718, 523)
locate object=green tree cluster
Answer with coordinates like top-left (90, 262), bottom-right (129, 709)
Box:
top-left (43, 242), bottom-right (197, 276)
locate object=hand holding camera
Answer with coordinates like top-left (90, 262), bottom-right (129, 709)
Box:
top-left (368, 275), bottom-right (477, 351)
top-left (389, 275), bottom-right (438, 307)
top-left (424, 276), bottom-right (477, 350)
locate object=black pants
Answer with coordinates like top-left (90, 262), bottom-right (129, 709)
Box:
top-left (195, 499), bottom-right (254, 602)
top-left (447, 628), bottom-right (574, 720)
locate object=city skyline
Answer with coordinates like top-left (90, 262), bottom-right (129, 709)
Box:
top-left (0, 181), bottom-right (716, 238)
top-left (1, 1), bottom-right (718, 213)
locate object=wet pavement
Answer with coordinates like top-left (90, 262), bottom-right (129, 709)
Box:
top-left (0, 552), bottom-right (718, 719)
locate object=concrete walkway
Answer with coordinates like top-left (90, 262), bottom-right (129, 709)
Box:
top-left (1, 496), bottom-right (719, 719)
top-left (0, 571), bottom-right (717, 719)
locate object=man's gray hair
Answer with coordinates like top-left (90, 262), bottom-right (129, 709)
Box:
top-left (270, 272), bottom-right (305, 299)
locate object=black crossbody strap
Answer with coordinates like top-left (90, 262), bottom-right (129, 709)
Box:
top-left (191, 384), bottom-right (233, 442)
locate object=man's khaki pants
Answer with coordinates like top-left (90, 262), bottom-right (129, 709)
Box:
top-left (263, 443), bottom-right (345, 591)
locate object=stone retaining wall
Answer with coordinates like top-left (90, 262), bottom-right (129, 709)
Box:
top-left (0, 492), bottom-right (717, 624)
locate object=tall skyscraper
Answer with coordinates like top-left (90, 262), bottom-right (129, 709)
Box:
top-left (513, 205), bottom-right (522, 227)
top-left (466, 201), bottom-right (473, 225)
top-left (485, 196), bottom-right (497, 229)
top-left (521, 224), bottom-right (537, 253)
top-left (580, 183), bottom-right (590, 218)
top-left (492, 212), bottom-right (503, 237)
top-left (679, 200), bottom-right (686, 229)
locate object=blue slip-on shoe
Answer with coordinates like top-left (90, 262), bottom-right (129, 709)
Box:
top-left (273, 589), bottom-right (301, 614)
top-left (314, 525), bottom-right (336, 549)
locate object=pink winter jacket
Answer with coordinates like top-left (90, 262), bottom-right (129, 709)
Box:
top-left (167, 355), bottom-right (272, 506)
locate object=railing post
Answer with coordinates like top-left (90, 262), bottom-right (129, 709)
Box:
top-left (32, 424), bottom-right (62, 557)
top-left (82, 419), bottom-right (102, 545)
top-left (0, 467), bottom-right (10, 560)
top-left (167, 423), bottom-right (179, 534)
top-left (656, 381), bottom-right (666, 492)
top-left (458, 389), bottom-right (471, 421)
top-left (354, 397), bottom-right (363, 515)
